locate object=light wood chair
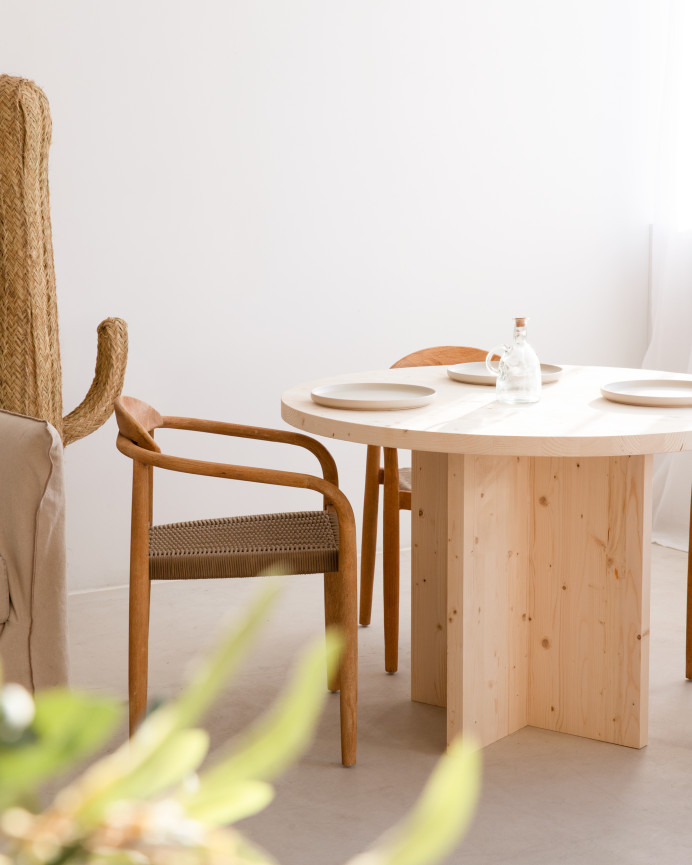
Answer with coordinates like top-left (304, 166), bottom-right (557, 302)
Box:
top-left (359, 346), bottom-right (488, 673)
top-left (115, 396), bottom-right (358, 766)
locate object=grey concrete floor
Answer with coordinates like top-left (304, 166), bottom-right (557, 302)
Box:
top-left (68, 544), bottom-right (692, 864)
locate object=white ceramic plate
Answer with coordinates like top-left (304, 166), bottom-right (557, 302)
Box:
top-left (601, 379), bottom-right (692, 407)
top-left (447, 362), bottom-right (563, 386)
top-left (310, 382), bottom-right (436, 410)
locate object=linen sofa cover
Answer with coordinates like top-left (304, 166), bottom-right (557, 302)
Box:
top-left (0, 409), bottom-right (68, 689)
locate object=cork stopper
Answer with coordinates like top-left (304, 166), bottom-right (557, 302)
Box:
top-left (514, 316), bottom-right (528, 328)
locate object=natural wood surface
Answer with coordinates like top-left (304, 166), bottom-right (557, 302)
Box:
top-left (412, 451), bottom-right (651, 750)
top-left (358, 445), bottom-right (381, 627)
top-left (282, 365), bottom-right (692, 457)
top-left (528, 455), bottom-right (650, 748)
top-left (116, 434), bottom-right (350, 508)
top-left (115, 396), bottom-right (162, 452)
top-left (115, 397), bottom-right (357, 766)
top-left (128, 459), bottom-right (152, 734)
top-left (163, 414), bottom-right (339, 487)
top-left (282, 364), bottom-right (692, 752)
top-left (412, 452), bottom-right (531, 745)
top-left (411, 451), bottom-right (449, 708)
top-left (391, 346), bottom-right (487, 369)
top-left (452, 454), bottom-right (531, 747)
top-left (382, 447), bottom-right (400, 673)
top-left (328, 514), bottom-right (358, 764)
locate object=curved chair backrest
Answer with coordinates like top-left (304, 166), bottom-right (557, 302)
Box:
top-left (391, 345), bottom-right (487, 369)
top-left (114, 396), bottom-right (163, 453)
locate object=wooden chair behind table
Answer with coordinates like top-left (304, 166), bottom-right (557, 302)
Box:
top-left (359, 346), bottom-right (488, 673)
top-left (114, 395), bottom-right (358, 766)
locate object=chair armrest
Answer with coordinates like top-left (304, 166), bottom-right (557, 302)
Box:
top-left (116, 434), bottom-right (353, 528)
top-left (161, 416), bottom-right (338, 486)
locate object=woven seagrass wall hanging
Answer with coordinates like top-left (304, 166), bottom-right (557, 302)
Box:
top-left (0, 74), bottom-right (127, 445)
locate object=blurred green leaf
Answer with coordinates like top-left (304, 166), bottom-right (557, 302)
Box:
top-left (53, 587), bottom-right (279, 825)
top-left (141, 584), bottom-right (281, 741)
top-left (181, 628), bottom-right (341, 818)
top-left (0, 584), bottom-right (482, 865)
top-left (184, 779), bottom-right (274, 825)
top-left (345, 738), bottom-right (481, 865)
top-left (74, 728), bottom-right (209, 824)
top-left (231, 833), bottom-right (280, 865)
top-left (0, 690), bottom-right (121, 809)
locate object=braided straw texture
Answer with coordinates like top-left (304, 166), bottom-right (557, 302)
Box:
top-left (0, 75), bottom-right (62, 433)
top-left (149, 510), bottom-right (341, 581)
top-left (0, 75), bottom-right (128, 444)
top-left (63, 317), bottom-right (128, 445)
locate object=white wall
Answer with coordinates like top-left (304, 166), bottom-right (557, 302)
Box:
top-left (2, 1), bottom-right (654, 591)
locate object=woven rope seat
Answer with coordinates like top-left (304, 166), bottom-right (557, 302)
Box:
top-left (392, 467), bottom-right (411, 493)
top-left (149, 510), bottom-right (340, 581)
top-left (377, 466), bottom-right (411, 492)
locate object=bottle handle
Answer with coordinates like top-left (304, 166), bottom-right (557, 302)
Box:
top-left (485, 345), bottom-right (507, 376)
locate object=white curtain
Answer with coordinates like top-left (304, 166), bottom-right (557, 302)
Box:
top-left (643, 0), bottom-right (692, 551)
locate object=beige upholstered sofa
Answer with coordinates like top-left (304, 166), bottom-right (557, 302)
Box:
top-left (0, 409), bottom-right (68, 689)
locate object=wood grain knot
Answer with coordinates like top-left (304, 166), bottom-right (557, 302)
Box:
top-left (538, 496), bottom-right (548, 506)
top-left (541, 638), bottom-right (551, 649)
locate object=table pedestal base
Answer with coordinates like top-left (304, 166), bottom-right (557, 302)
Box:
top-left (411, 451), bottom-right (651, 750)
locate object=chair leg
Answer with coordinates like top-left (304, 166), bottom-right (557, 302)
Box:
top-left (129, 461), bottom-right (152, 735)
top-left (359, 445), bottom-right (381, 626)
top-left (325, 561), bottom-right (358, 765)
top-left (324, 570), bottom-right (341, 693)
top-left (383, 447), bottom-right (400, 674)
top-left (337, 517), bottom-right (358, 767)
top-left (686, 486), bottom-right (692, 679)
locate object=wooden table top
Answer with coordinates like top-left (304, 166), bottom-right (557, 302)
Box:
top-left (281, 364), bottom-right (692, 457)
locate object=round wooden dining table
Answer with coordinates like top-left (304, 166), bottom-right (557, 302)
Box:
top-left (282, 364), bottom-right (692, 750)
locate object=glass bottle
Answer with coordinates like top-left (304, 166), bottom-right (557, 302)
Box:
top-left (486, 317), bottom-right (541, 404)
